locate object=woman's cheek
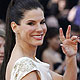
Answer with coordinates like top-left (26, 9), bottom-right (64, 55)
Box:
top-left (43, 25), bottom-right (47, 34)
top-left (28, 26), bottom-right (36, 33)
top-left (24, 25), bottom-right (36, 33)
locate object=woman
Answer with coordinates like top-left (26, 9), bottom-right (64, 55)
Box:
top-left (0, 0), bottom-right (79, 80)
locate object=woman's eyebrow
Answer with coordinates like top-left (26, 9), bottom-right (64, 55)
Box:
top-left (27, 18), bottom-right (45, 22)
top-left (27, 20), bottom-right (36, 22)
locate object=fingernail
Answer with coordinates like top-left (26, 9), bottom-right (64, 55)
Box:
top-left (60, 44), bottom-right (63, 46)
top-left (69, 25), bottom-right (71, 26)
top-left (60, 28), bottom-right (62, 30)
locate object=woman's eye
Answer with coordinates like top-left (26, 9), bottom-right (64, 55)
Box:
top-left (27, 22), bottom-right (34, 26)
top-left (40, 21), bottom-right (45, 24)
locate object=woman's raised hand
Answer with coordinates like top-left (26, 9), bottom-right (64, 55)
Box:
top-left (59, 25), bottom-right (80, 57)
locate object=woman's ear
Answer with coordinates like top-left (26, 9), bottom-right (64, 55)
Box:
top-left (11, 22), bottom-right (19, 33)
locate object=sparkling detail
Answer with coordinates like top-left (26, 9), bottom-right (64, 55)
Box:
top-left (11, 58), bottom-right (36, 80)
top-left (10, 57), bottom-right (52, 80)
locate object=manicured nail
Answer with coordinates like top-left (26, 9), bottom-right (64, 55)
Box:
top-left (60, 44), bottom-right (63, 46)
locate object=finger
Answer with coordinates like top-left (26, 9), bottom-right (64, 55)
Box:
top-left (71, 36), bottom-right (78, 40)
top-left (71, 36), bottom-right (80, 43)
top-left (59, 28), bottom-right (65, 42)
top-left (61, 45), bottom-right (69, 56)
top-left (66, 25), bottom-right (71, 39)
top-left (61, 46), bottom-right (67, 54)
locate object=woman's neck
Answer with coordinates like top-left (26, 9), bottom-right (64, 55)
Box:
top-left (13, 38), bottom-right (37, 60)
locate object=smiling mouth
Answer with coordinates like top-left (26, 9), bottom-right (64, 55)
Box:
top-left (32, 33), bottom-right (44, 40)
top-left (32, 35), bottom-right (43, 40)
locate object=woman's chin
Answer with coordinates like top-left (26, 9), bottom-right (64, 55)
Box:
top-left (34, 41), bottom-right (43, 46)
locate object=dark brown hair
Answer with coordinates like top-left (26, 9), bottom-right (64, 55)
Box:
top-left (0, 0), bottom-right (44, 80)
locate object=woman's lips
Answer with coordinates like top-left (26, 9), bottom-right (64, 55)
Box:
top-left (32, 35), bottom-right (43, 40)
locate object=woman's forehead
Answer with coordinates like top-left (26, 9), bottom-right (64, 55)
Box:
top-left (23, 8), bottom-right (44, 21)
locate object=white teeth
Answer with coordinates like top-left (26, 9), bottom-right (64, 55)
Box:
top-left (33, 36), bottom-right (41, 38)
top-left (41, 32), bottom-right (43, 35)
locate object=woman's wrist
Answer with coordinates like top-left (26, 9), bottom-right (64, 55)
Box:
top-left (66, 55), bottom-right (76, 63)
top-left (66, 53), bottom-right (77, 58)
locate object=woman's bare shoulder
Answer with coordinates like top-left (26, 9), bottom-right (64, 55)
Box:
top-left (21, 71), bottom-right (39, 80)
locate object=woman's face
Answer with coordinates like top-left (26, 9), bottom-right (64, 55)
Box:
top-left (17, 8), bottom-right (47, 46)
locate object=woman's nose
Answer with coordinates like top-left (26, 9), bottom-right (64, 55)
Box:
top-left (36, 24), bottom-right (43, 32)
